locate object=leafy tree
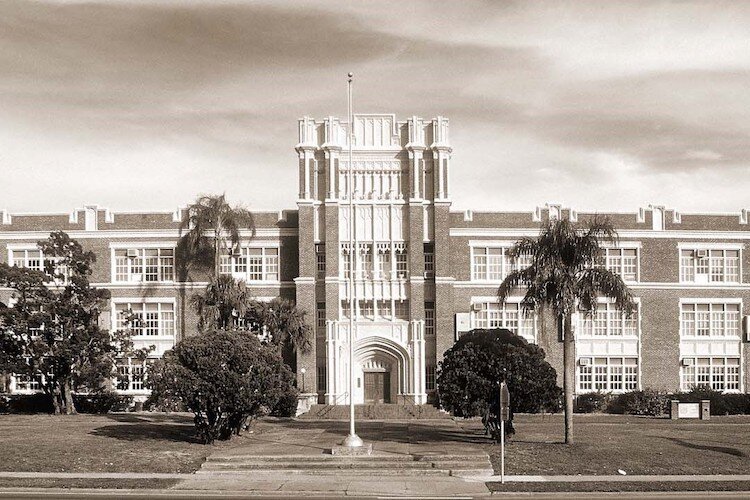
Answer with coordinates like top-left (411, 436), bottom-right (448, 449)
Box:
top-left (497, 216), bottom-right (635, 444)
top-left (0, 231), bottom-right (147, 414)
top-left (147, 330), bottom-right (297, 444)
top-left (179, 194), bottom-right (254, 278)
top-left (437, 329), bottom-right (561, 419)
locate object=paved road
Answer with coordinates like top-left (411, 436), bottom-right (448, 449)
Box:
top-left (1, 489), bottom-right (750, 499)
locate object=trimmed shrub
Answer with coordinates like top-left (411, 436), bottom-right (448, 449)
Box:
top-left (672, 386), bottom-right (750, 415)
top-left (437, 329), bottom-right (561, 418)
top-left (73, 391), bottom-right (133, 414)
top-left (147, 329), bottom-right (296, 444)
top-left (575, 392), bottom-right (608, 413)
top-left (608, 389), bottom-right (670, 416)
top-left (5, 393), bottom-right (55, 414)
top-left (270, 385), bottom-right (300, 417)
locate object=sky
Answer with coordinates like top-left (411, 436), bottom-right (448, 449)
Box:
top-left (2, 0), bottom-right (750, 215)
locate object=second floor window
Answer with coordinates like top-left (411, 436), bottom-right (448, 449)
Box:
top-left (114, 302), bottom-right (175, 337)
top-left (424, 243), bottom-right (434, 278)
top-left (599, 248), bottom-right (638, 282)
top-left (472, 302), bottom-right (534, 341)
top-left (680, 248), bottom-right (740, 283)
top-left (114, 248), bottom-right (174, 283)
top-left (471, 246), bottom-right (531, 281)
top-left (425, 302), bottom-right (435, 336)
top-left (315, 244), bottom-right (326, 279)
top-left (220, 247), bottom-right (279, 282)
top-left (577, 303), bottom-right (639, 337)
top-left (680, 302), bottom-right (740, 337)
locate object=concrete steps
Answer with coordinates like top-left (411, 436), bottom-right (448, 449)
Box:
top-left (199, 453), bottom-right (494, 478)
top-left (299, 403), bottom-right (452, 420)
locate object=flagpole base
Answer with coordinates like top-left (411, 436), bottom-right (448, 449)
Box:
top-left (331, 436), bottom-right (372, 456)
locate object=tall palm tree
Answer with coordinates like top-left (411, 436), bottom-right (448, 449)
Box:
top-left (498, 216), bottom-right (635, 444)
top-left (179, 194), bottom-right (255, 278)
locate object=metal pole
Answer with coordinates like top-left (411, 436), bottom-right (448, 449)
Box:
top-left (343, 72), bottom-right (362, 448)
top-left (500, 419), bottom-right (505, 483)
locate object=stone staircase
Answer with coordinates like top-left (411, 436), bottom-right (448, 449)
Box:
top-left (299, 403), bottom-right (452, 420)
top-left (198, 453), bottom-right (494, 478)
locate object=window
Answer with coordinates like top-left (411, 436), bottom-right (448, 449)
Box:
top-left (577, 357), bottom-right (638, 392)
top-left (394, 300), bottom-right (410, 320)
top-left (341, 249), bottom-right (352, 279)
top-left (11, 249), bottom-right (45, 271)
top-left (395, 245), bottom-right (408, 278)
top-left (315, 244), bottom-right (326, 279)
top-left (317, 365), bottom-right (327, 392)
top-left (116, 358), bottom-right (149, 392)
top-left (680, 248), bottom-right (740, 283)
top-left (424, 302), bottom-right (435, 336)
top-left (11, 248), bottom-right (66, 282)
top-left (424, 243), bottom-right (434, 278)
top-left (341, 300), bottom-right (351, 319)
top-left (376, 245), bottom-right (391, 279)
top-left (359, 247), bottom-right (373, 279)
top-left (114, 248), bottom-right (174, 283)
top-left (426, 365), bottom-right (436, 391)
top-left (14, 373), bottom-right (42, 392)
top-left (680, 357), bottom-right (740, 392)
top-left (471, 246), bottom-right (528, 281)
top-left (680, 303), bottom-right (740, 337)
top-left (377, 299), bottom-right (392, 319)
top-left (472, 302), bottom-right (535, 341)
top-left (599, 248), bottom-right (638, 281)
top-left (358, 300), bottom-right (374, 319)
top-left (114, 302), bottom-right (175, 337)
top-left (220, 247), bottom-right (279, 282)
top-left (316, 302), bottom-right (326, 336)
top-left (577, 303), bottom-right (638, 337)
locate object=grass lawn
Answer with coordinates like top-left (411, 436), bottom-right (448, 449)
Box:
top-left (488, 413), bottom-right (750, 476)
top-left (487, 481), bottom-right (750, 493)
top-left (0, 413), bottom-right (224, 473)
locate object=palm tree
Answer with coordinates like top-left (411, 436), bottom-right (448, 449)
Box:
top-left (246, 298), bottom-right (312, 354)
top-left (179, 194), bottom-right (255, 278)
top-left (190, 275), bottom-right (252, 332)
top-left (498, 216), bottom-right (635, 444)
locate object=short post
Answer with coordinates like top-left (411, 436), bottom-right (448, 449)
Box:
top-left (700, 399), bottom-right (710, 420)
top-left (670, 400), bottom-right (680, 420)
top-left (499, 381), bottom-right (510, 484)
top-left (500, 418), bottom-right (505, 483)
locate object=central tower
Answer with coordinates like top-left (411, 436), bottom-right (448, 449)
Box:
top-left (295, 114), bottom-right (452, 405)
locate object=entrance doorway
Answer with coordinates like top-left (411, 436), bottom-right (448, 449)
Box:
top-left (363, 371), bottom-right (391, 404)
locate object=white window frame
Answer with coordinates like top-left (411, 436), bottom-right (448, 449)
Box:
top-left (111, 297), bottom-right (177, 340)
top-left (115, 357), bottom-right (152, 393)
top-left (678, 298), bottom-right (742, 339)
top-left (109, 242), bottom-right (177, 284)
top-left (679, 356), bottom-right (742, 393)
top-left (7, 244), bottom-right (66, 283)
top-left (219, 242), bottom-right (281, 283)
top-left (469, 241), bottom-right (531, 283)
top-left (677, 242), bottom-right (742, 285)
top-left (470, 297), bottom-right (537, 342)
top-left (577, 356), bottom-right (638, 393)
top-left (576, 299), bottom-right (641, 338)
top-left (598, 243), bottom-right (640, 283)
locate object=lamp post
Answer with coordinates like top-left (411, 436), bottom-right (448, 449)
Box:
top-left (342, 72), bottom-right (363, 449)
top-left (300, 367), bottom-right (306, 393)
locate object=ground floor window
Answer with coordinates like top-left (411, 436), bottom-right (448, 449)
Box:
top-left (425, 365), bottom-right (436, 391)
top-left (680, 357), bottom-right (740, 392)
top-left (116, 358), bottom-right (150, 392)
top-left (471, 301), bottom-right (535, 341)
top-left (577, 357), bottom-right (638, 392)
top-left (317, 365), bottom-right (326, 392)
top-left (13, 373), bottom-right (43, 392)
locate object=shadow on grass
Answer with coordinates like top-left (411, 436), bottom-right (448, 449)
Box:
top-left (659, 436), bottom-right (747, 458)
top-left (89, 413), bottom-right (201, 444)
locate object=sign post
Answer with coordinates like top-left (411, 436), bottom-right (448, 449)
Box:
top-left (499, 382), bottom-right (510, 484)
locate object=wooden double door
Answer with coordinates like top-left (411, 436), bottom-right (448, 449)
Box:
top-left (363, 371), bottom-right (391, 404)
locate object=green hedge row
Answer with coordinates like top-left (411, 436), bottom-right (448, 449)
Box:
top-left (575, 387), bottom-right (750, 416)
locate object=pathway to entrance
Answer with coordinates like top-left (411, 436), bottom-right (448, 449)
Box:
top-left (173, 418), bottom-right (495, 496)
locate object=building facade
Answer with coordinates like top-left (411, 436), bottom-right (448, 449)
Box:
top-left (1, 114), bottom-right (749, 403)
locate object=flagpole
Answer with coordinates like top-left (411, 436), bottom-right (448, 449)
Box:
top-left (343, 72), bottom-right (363, 448)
